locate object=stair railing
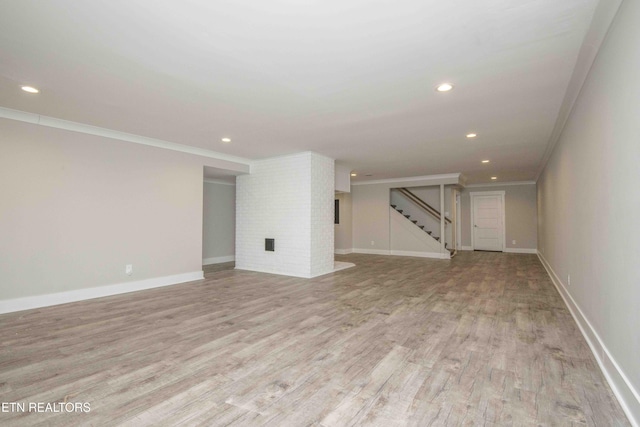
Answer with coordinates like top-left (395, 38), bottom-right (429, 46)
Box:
top-left (396, 188), bottom-right (451, 224)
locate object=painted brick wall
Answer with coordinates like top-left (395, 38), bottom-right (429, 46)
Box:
top-left (310, 153), bottom-right (335, 277)
top-left (236, 152), bottom-right (334, 278)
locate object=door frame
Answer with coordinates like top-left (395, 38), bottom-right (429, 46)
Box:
top-left (470, 191), bottom-right (505, 251)
top-left (455, 191), bottom-right (461, 249)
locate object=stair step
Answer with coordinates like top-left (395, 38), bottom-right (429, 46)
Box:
top-left (426, 231), bottom-right (432, 235)
top-left (391, 205), bottom-right (397, 208)
top-left (435, 237), bottom-right (440, 241)
top-left (419, 225), bottom-right (425, 229)
top-left (397, 210), bottom-right (403, 213)
top-left (404, 215), bottom-right (411, 219)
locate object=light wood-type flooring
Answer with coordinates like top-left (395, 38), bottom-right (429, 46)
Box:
top-left (0, 253), bottom-right (630, 426)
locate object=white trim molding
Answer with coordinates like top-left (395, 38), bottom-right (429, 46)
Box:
top-left (204, 179), bottom-right (236, 186)
top-left (0, 271), bottom-right (204, 315)
top-left (535, 0), bottom-right (623, 181)
top-left (352, 173), bottom-right (463, 186)
top-left (352, 248), bottom-right (392, 255)
top-left (334, 249), bottom-right (353, 255)
top-left (538, 252), bottom-right (640, 426)
top-left (465, 181), bottom-right (536, 188)
top-left (458, 247), bottom-right (536, 253)
top-left (203, 255), bottom-right (235, 265)
top-left (504, 248), bottom-right (538, 254)
top-left (390, 250), bottom-right (450, 260)
top-left (0, 106), bottom-right (251, 170)
top-left (470, 191), bottom-right (506, 252)
top-left (352, 248), bottom-right (450, 259)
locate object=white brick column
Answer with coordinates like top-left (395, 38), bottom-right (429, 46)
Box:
top-left (236, 152), bottom-right (334, 278)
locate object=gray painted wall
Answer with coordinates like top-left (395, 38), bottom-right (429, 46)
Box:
top-left (203, 182), bottom-right (235, 262)
top-left (351, 175), bottom-right (461, 251)
top-left (352, 178), bottom-right (536, 252)
top-left (352, 183), bottom-right (392, 251)
top-left (0, 118), bottom-right (204, 300)
top-left (537, 0), bottom-right (639, 420)
top-left (460, 184), bottom-right (537, 250)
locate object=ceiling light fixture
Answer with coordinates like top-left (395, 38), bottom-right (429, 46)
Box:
top-left (466, 133), bottom-right (477, 138)
top-left (221, 138), bottom-right (231, 143)
top-left (491, 176), bottom-right (497, 180)
top-left (21, 86), bottom-right (39, 94)
top-left (350, 173), bottom-right (357, 177)
top-left (436, 83), bottom-right (453, 92)
top-left (482, 160), bottom-right (490, 163)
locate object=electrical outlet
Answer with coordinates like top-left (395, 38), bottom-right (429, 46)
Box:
top-left (512, 240), bottom-right (516, 245)
top-left (371, 240), bottom-right (375, 246)
top-left (567, 274), bottom-right (571, 286)
top-left (126, 264), bottom-right (133, 276)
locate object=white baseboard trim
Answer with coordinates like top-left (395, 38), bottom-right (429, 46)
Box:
top-left (0, 271), bottom-right (205, 315)
top-left (537, 252), bottom-right (639, 426)
top-left (352, 248), bottom-right (392, 255)
top-left (352, 248), bottom-right (450, 259)
top-left (334, 249), bottom-right (353, 255)
top-left (390, 250), bottom-right (450, 260)
top-left (234, 266), bottom-right (312, 278)
top-left (460, 246), bottom-right (473, 251)
top-left (504, 248), bottom-right (538, 254)
top-left (203, 255), bottom-right (235, 265)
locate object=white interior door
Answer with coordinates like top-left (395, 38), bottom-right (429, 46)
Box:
top-left (472, 194), bottom-right (504, 251)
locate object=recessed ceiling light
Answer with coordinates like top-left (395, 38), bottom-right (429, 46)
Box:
top-left (491, 176), bottom-right (497, 180)
top-left (466, 133), bottom-right (477, 138)
top-left (221, 138), bottom-right (231, 143)
top-left (365, 174), bottom-right (373, 177)
top-left (21, 86), bottom-right (39, 94)
top-left (482, 160), bottom-right (490, 163)
top-left (350, 173), bottom-right (357, 177)
top-left (436, 83), bottom-right (453, 92)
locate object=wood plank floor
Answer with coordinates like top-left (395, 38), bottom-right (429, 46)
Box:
top-left (0, 253), bottom-right (630, 426)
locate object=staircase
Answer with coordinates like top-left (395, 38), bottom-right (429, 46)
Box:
top-left (390, 187), bottom-right (456, 257)
top-left (391, 204), bottom-right (447, 247)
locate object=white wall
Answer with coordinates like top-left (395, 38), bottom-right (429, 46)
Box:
top-left (334, 192), bottom-right (353, 253)
top-left (335, 164), bottom-right (351, 193)
top-left (235, 152), bottom-right (334, 278)
top-left (537, 0), bottom-right (639, 422)
top-left (202, 181), bottom-right (235, 264)
top-left (0, 118), bottom-right (205, 308)
top-left (461, 184), bottom-right (537, 251)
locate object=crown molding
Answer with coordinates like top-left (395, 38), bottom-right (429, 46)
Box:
top-left (204, 179), bottom-right (236, 186)
top-left (536, 0), bottom-right (623, 180)
top-left (465, 181), bottom-right (536, 188)
top-left (351, 173), bottom-right (462, 186)
top-left (0, 106), bottom-right (252, 166)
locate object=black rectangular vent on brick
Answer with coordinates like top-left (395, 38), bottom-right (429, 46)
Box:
top-left (265, 238), bottom-right (275, 252)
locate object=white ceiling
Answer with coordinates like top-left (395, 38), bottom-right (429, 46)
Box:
top-left (0, 0), bottom-right (599, 184)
